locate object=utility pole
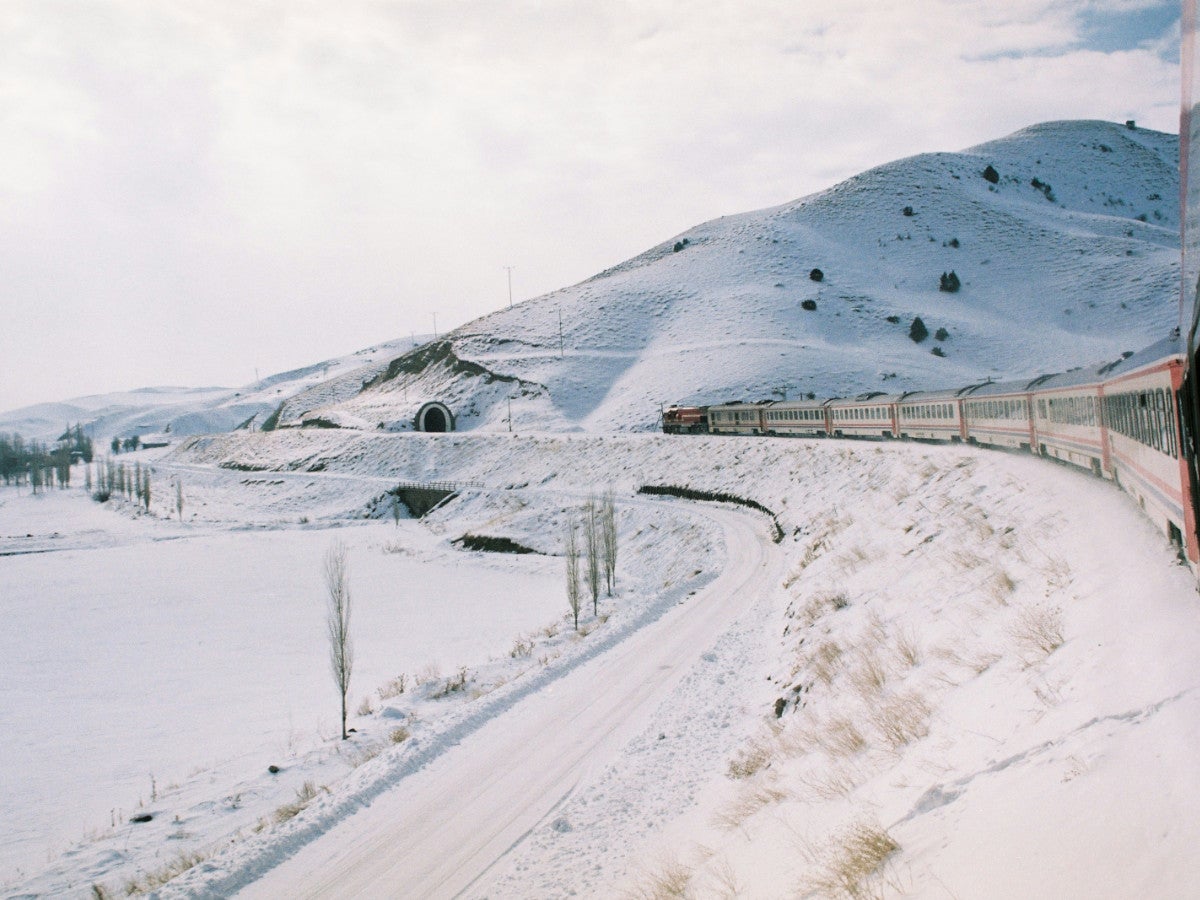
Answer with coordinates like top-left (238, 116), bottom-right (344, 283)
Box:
top-left (508, 397), bottom-right (513, 432)
top-left (558, 307), bottom-right (564, 358)
top-left (433, 312), bottom-right (438, 340)
top-left (504, 266), bottom-right (515, 308)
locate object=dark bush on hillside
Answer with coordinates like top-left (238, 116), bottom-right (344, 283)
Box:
top-left (453, 534), bottom-right (538, 554)
top-left (947, 237), bottom-right (960, 248)
top-left (638, 485), bottom-right (784, 543)
top-left (982, 165), bottom-right (999, 184)
top-left (934, 327), bottom-right (949, 341)
top-left (672, 238), bottom-right (690, 253)
top-left (902, 205), bottom-right (914, 217)
top-left (801, 299), bottom-right (818, 311)
top-left (886, 315), bottom-right (900, 324)
top-left (931, 346), bottom-right (946, 357)
top-left (909, 316), bottom-right (929, 343)
top-left (939, 271), bottom-right (961, 293)
top-left (809, 268), bottom-right (824, 282)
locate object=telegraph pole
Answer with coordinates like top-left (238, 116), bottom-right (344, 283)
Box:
top-left (558, 307), bottom-right (564, 358)
top-left (504, 266), bottom-right (515, 308)
top-left (433, 312), bottom-right (438, 340)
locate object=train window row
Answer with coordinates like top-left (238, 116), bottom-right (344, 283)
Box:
top-left (901, 403), bottom-right (954, 420)
top-left (1103, 389), bottom-right (1177, 458)
top-left (832, 407), bottom-right (888, 420)
top-left (965, 398), bottom-right (1028, 420)
top-left (769, 409), bottom-right (823, 422)
top-left (1037, 395), bottom-right (1098, 427)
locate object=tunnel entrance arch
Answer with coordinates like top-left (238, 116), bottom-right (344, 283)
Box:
top-left (415, 401), bottom-right (455, 433)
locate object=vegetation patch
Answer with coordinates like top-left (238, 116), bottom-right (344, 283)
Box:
top-left (638, 484), bottom-right (784, 543)
top-left (453, 534), bottom-right (539, 554)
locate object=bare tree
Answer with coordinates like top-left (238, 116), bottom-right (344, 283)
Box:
top-left (601, 487), bottom-right (617, 596)
top-left (584, 495), bottom-right (601, 615)
top-left (325, 541), bottom-right (354, 740)
top-left (564, 516), bottom-right (581, 632)
top-left (175, 479), bottom-right (184, 521)
top-left (391, 493), bottom-right (402, 528)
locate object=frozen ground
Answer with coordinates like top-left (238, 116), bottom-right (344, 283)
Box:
top-left (3, 430), bottom-right (1199, 898)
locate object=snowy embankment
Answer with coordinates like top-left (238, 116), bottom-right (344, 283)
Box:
top-left (4, 430), bottom-right (1199, 898)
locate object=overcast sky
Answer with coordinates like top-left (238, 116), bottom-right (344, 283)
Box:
top-left (0, 0), bottom-right (1182, 412)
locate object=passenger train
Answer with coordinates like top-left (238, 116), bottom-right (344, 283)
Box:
top-left (663, 334), bottom-right (1200, 567)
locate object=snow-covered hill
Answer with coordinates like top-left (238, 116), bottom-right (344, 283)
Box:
top-left (0, 337), bottom-right (429, 444)
top-left (1, 120), bottom-right (1180, 441)
top-left (296, 119), bottom-right (1177, 433)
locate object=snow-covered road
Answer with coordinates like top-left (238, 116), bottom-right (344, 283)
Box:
top-left (233, 506), bottom-right (779, 899)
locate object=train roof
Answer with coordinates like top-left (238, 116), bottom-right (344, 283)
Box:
top-left (1022, 332), bottom-right (1184, 391)
top-left (897, 387), bottom-right (973, 403)
top-left (827, 392), bottom-right (905, 406)
top-left (762, 397), bottom-right (829, 409)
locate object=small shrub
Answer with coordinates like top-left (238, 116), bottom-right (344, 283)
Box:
top-left (902, 205), bottom-right (914, 217)
top-left (379, 674), bottom-right (407, 699)
top-left (802, 299), bottom-right (818, 311)
top-left (939, 270), bottom-right (961, 293)
top-left (909, 316), bottom-right (929, 343)
top-left (809, 267), bottom-right (824, 282)
top-left (948, 237), bottom-right (960, 248)
top-left (511, 635), bottom-right (534, 658)
top-left (934, 327), bottom-right (949, 341)
top-left (982, 164), bottom-right (999, 184)
top-left (390, 726), bottom-right (411, 744)
top-left (885, 314), bottom-right (900, 324)
top-left (356, 696), bottom-right (375, 717)
top-left (931, 346), bottom-right (946, 357)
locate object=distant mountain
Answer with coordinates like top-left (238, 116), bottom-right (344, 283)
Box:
top-left (0, 338), bottom-right (429, 443)
top-left (3, 120), bottom-right (1180, 439)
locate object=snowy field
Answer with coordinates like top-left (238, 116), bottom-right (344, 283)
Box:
top-left (0, 487), bottom-right (572, 891)
top-left (4, 430), bottom-right (1200, 898)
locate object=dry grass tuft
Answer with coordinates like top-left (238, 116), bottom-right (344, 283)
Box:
top-left (624, 855), bottom-right (693, 899)
top-left (813, 714), bottom-right (867, 757)
top-left (510, 635), bottom-right (534, 658)
top-left (1010, 603), bottom-right (1065, 660)
top-left (894, 626), bottom-right (922, 668)
top-left (848, 648), bottom-right (892, 698)
top-left (727, 732), bottom-right (777, 780)
top-left (797, 763), bottom-right (865, 801)
top-left (123, 850), bottom-right (209, 894)
top-left (712, 781), bottom-right (791, 830)
top-left (801, 820), bottom-right (900, 900)
top-left (273, 780), bottom-right (318, 824)
top-left (868, 691), bottom-right (931, 750)
top-left (356, 695), bottom-right (375, 717)
top-left (378, 674), bottom-right (407, 699)
top-left (810, 640), bottom-right (844, 685)
top-left (986, 568), bottom-right (1016, 605)
top-left (389, 726), bottom-right (411, 744)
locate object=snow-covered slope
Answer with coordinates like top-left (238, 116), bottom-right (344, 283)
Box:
top-left (0, 338), bottom-right (428, 444)
top-left (1, 121), bottom-right (1177, 440)
top-left (299, 119), bottom-right (1177, 433)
